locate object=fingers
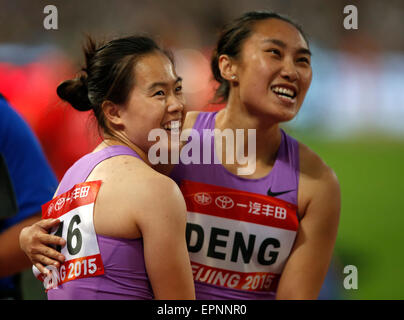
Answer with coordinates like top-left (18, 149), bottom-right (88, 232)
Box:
top-left (31, 235), bottom-right (65, 263)
top-left (30, 219), bottom-right (66, 248)
top-left (35, 220), bottom-right (66, 262)
top-left (20, 218), bottom-right (68, 276)
top-left (36, 242), bottom-right (65, 263)
top-left (34, 263), bottom-right (51, 276)
top-left (36, 218), bottom-right (62, 231)
top-left (38, 232), bottom-right (66, 247)
top-left (33, 253), bottom-right (62, 269)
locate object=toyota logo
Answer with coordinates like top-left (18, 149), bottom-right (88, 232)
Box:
top-left (215, 196), bottom-right (234, 209)
top-left (194, 192), bottom-right (212, 205)
top-left (54, 198), bottom-right (65, 211)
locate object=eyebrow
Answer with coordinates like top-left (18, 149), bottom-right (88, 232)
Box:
top-left (147, 76), bottom-right (182, 92)
top-left (263, 39), bottom-right (312, 56)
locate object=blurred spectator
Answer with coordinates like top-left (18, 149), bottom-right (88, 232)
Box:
top-left (0, 94), bottom-right (57, 299)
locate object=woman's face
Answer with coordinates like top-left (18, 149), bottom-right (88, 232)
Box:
top-left (234, 18), bottom-right (312, 122)
top-left (119, 51), bottom-right (185, 155)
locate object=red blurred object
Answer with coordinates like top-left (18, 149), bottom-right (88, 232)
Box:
top-left (0, 53), bottom-right (100, 180)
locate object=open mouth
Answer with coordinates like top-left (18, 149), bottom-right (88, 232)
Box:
top-left (271, 85), bottom-right (297, 102)
top-left (162, 120), bottom-right (181, 132)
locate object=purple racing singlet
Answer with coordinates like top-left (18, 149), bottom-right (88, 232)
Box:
top-left (47, 145), bottom-right (153, 300)
top-left (170, 112), bottom-right (300, 300)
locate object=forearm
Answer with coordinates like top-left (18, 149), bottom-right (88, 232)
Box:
top-left (0, 213), bottom-right (41, 277)
top-left (276, 258), bottom-right (331, 300)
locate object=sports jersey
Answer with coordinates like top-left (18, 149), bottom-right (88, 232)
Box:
top-left (0, 96), bottom-right (57, 297)
top-left (47, 145), bottom-right (153, 300)
top-left (170, 111), bottom-right (300, 300)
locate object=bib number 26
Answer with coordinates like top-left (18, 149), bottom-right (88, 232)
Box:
top-left (37, 180), bottom-right (104, 288)
top-left (54, 214), bottom-right (82, 255)
top-left (52, 212), bottom-right (99, 282)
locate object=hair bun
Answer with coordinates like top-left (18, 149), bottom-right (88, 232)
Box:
top-left (56, 76), bottom-right (92, 111)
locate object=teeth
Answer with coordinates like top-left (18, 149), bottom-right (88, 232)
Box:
top-left (280, 95), bottom-right (293, 101)
top-left (272, 86), bottom-right (295, 98)
top-left (163, 120), bottom-right (181, 131)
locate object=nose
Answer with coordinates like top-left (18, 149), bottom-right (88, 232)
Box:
top-left (167, 95), bottom-right (184, 113)
top-left (280, 57), bottom-right (298, 82)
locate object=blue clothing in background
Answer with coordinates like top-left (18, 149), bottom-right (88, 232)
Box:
top-left (0, 95), bottom-right (58, 295)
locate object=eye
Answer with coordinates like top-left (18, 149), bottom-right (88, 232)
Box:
top-left (266, 48), bottom-right (281, 56)
top-left (297, 57), bottom-right (311, 65)
top-left (175, 85), bottom-right (182, 93)
top-left (153, 90), bottom-right (165, 97)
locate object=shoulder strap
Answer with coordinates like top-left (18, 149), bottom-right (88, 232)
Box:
top-left (192, 112), bottom-right (217, 133)
top-left (266, 130), bottom-right (300, 206)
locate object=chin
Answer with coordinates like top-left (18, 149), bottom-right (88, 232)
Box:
top-left (272, 101), bottom-right (302, 122)
top-left (278, 110), bottom-right (299, 123)
top-left (255, 106), bottom-right (299, 124)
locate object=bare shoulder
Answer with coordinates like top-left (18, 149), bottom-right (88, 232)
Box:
top-left (92, 154), bottom-right (183, 205)
top-left (88, 155), bottom-right (182, 213)
top-left (298, 142), bottom-right (339, 186)
top-left (87, 154), bottom-right (150, 189)
top-left (87, 154), bottom-right (186, 237)
top-left (298, 142), bottom-right (340, 218)
top-left (134, 172), bottom-right (187, 228)
top-left (131, 170), bottom-right (186, 213)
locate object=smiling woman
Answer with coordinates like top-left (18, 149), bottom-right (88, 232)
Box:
top-left (57, 36), bottom-right (184, 156)
top-left (212, 14), bottom-right (312, 124)
top-left (105, 52), bottom-right (185, 157)
top-left (169, 11), bottom-right (340, 299)
top-left (19, 35), bottom-right (195, 300)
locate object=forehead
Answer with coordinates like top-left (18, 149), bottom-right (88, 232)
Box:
top-left (133, 52), bottom-right (177, 86)
top-left (247, 18), bottom-right (308, 50)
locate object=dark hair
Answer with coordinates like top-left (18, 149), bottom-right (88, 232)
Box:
top-left (211, 11), bottom-right (309, 102)
top-left (57, 35), bottom-right (172, 137)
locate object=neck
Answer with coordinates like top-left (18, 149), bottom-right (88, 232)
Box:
top-left (216, 99), bottom-right (282, 165)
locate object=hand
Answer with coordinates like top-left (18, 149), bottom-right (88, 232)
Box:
top-left (19, 219), bottom-right (66, 275)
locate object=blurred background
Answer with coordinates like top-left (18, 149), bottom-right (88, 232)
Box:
top-left (0, 0), bottom-right (403, 299)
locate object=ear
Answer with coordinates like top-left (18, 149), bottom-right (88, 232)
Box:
top-left (218, 54), bottom-right (238, 82)
top-left (102, 100), bottom-right (124, 127)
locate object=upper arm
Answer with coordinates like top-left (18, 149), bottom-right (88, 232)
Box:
top-left (276, 149), bottom-right (341, 299)
top-left (134, 176), bottom-right (195, 299)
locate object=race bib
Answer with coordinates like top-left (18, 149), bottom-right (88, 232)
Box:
top-left (33, 181), bottom-right (104, 290)
top-left (181, 180), bottom-right (299, 293)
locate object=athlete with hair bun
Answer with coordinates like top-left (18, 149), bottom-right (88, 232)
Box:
top-left (20, 35), bottom-right (195, 300)
top-left (20, 11), bottom-right (340, 300)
